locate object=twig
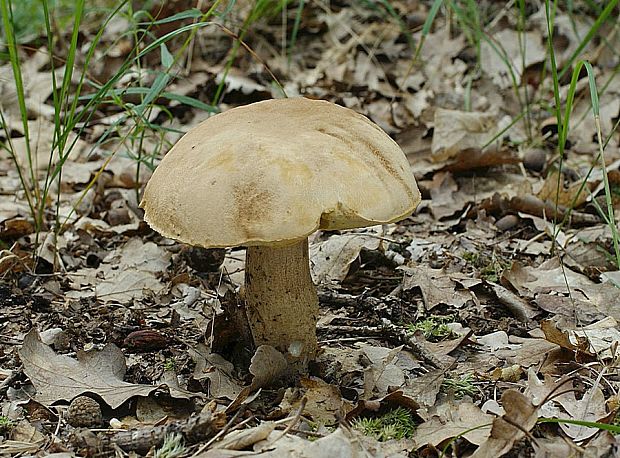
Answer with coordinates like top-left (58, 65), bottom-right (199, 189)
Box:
top-left (267, 397), bottom-right (307, 446)
top-left (69, 410), bottom-right (220, 456)
top-left (320, 325), bottom-right (388, 337)
top-left (191, 406), bottom-right (248, 456)
top-left (317, 290), bottom-right (402, 312)
top-left (318, 297), bottom-right (446, 370)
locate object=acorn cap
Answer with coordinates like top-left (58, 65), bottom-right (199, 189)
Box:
top-left (140, 98), bottom-right (420, 247)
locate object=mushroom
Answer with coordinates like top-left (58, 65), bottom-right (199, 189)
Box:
top-left (140, 98), bottom-right (420, 371)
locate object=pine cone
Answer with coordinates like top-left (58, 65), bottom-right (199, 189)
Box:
top-left (66, 396), bottom-right (102, 428)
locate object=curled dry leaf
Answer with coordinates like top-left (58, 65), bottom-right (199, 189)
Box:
top-left (213, 421), bottom-right (277, 451)
top-left (542, 316), bottom-right (620, 360)
top-left (249, 345), bottom-right (287, 390)
top-left (310, 232), bottom-right (381, 285)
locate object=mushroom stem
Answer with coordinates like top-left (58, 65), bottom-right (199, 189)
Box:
top-left (245, 238), bottom-right (319, 366)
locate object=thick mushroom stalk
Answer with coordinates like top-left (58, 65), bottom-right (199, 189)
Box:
top-left (244, 238), bottom-right (319, 364)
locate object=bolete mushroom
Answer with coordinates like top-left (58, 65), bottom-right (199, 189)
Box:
top-left (140, 98), bottom-right (420, 371)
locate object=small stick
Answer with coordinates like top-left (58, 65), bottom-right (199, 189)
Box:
top-left (267, 397), bottom-right (307, 446)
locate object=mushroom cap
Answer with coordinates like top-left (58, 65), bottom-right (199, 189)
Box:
top-left (141, 98), bottom-right (420, 247)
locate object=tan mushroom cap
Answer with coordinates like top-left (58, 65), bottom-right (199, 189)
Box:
top-left (141, 97), bottom-right (420, 248)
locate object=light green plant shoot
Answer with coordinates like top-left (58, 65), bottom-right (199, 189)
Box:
top-left (352, 407), bottom-right (416, 441)
top-left (407, 316), bottom-right (456, 341)
top-left (154, 433), bottom-right (185, 458)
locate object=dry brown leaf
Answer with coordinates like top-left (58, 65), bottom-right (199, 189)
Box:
top-left (249, 345), bottom-right (287, 390)
top-left (541, 318), bottom-right (595, 357)
top-left (213, 422), bottom-right (276, 451)
top-left (67, 238), bottom-right (171, 303)
top-left (402, 369), bottom-right (444, 409)
top-left (554, 384), bottom-right (607, 441)
top-left (189, 343), bottom-right (242, 400)
top-left (444, 148), bottom-right (520, 172)
top-left (526, 369), bottom-right (609, 441)
top-left (401, 264), bottom-right (474, 310)
top-left (360, 344), bottom-right (405, 398)
top-left (431, 108), bottom-right (499, 162)
top-left (489, 282), bottom-right (539, 321)
top-left (535, 294), bottom-right (606, 324)
top-left (310, 232), bottom-right (381, 285)
top-left (533, 432), bottom-right (619, 457)
top-left (425, 171), bottom-right (467, 219)
top-left (536, 171), bottom-right (593, 208)
top-left (280, 377), bottom-right (353, 425)
top-left (497, 335), bottom-right (559, 369)
top-left (471, 390), bottom-right (539, 457)
top-left (543, 317), bottom-right (620, 360)
top-left (414, 400), bottom-right (493, 448)
top-left (502, 259), bottom-right (594, 297)
top-left (19, 329), bottom-right (194, 409)
top-left (480, 29), bottom-right (546, 88)
top-left (0, 50), bottom-right (59, 120)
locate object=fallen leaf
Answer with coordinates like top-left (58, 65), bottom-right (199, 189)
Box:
top-left (554, 384), bottom-right (607, 441)
top-left (280, 377), bottom-right (353, 425)
top-left (414, 400), bottom-right (493, 448)
top-left (401, 265), bottom-right (474, 310)
top-left (249, 345), bottom-right (287, 390)
top-left (359, 344), bottom-right (405, 398)
top-left (471, 390), bottom-right (539, 457)
top-left (213, 422), bottom-right (276, 450)
top-left (310, 232), bottom-right (381, 285)
top-left (541, 318), bottom-right (596, 357)
top-left (19, 329), bottom-right (193, 409)
top-left (190, 343), bottom-right (242, 400)
top-left (68, 238), bottom-right (171, 303)
top-left (403, 369), bottom-right (444, 408)
top-left (480, 29), bottom-right (545, 88)
top-left (431, 108), bottom-right (499, 162)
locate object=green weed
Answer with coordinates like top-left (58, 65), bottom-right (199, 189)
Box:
top-left (0, 0), bottom-right (77, 46)
top-left (463, 251), bottom-right (509, 283)
top-left (154, 433), bottom-right (185, 458)
top-left (164, 358), bottom-right (176, 372)
top-left (0, 415), bottom-right (14, 434)
top-left (441, 374), bottom-right (477, 399)
top-left (352, 407), bottom-right (416, 441)
top-left (407, 316), bottom-right (456, 342)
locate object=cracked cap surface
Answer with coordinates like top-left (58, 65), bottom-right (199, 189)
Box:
top-left (140, 97), bottom-right (421, 247)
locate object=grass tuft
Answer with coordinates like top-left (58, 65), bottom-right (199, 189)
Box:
top-left (352, 407), bottom-right (416, 441)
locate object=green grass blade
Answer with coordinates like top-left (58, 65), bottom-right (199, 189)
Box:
top-left (412, 0), bottom-right (443, 63)
top-left (139, 8), bottom-right (202, 25)
top-left (0, 0), bottom-right (35, 202)
top-left (538, 417), bottom-right (620, 433)
top-left (558, 0), bottom-right (619, 80)
top-left (287, 0), bottom-right (304, 61)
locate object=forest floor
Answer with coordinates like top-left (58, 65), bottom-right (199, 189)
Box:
top-left (2, 1), bottom-right (620, 456)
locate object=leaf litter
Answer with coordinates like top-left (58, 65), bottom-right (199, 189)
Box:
top-left (2, 1), bottom-right (620, 457)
